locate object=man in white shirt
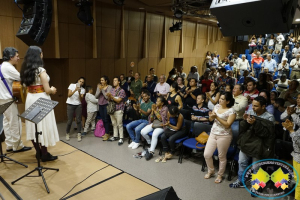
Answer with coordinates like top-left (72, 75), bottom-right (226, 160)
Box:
top-left (236, 55), bottom-right (250, 78)
top-left (292, 43), bottom-right (300, 57)
top-left (275, 33), bottom-right (285, 52)
top-left (261, 54), bottom-right (277, 75)
top-left (154, 75), bottom-right (170, 97)
top-left (209, 54), bottom-right (218, 68)
top-left (232, 84), bottom-right (248, 119)
top-left (277, 58), bottom-right (290, 78)
top-left (0, 47), bottom-right (31, 152)
top-left (290, 54), bottom-right (300, 79)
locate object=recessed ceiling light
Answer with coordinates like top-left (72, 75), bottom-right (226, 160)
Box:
top-left (296, 18), bottom-right (300, 21)
top-left (139, 7), bottom-right (144, 9)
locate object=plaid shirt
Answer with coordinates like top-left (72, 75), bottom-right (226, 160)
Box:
top-left (110, 86), bottom-right (126, 111)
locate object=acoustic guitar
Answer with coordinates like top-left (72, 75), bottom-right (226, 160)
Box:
top-left (12, 81), bottom-right (26, 104)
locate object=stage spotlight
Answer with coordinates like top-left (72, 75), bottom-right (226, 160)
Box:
top-left (174, 9), bottom-right (183, 19)
top-left (76, 0), bottom-right (94, 26)
top-left (113, 0), bottom-right (124, 6)
top-left (169, 22), bottom-right (182, 32)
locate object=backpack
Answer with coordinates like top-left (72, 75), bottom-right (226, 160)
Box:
top-left (107, 88), bottom-right (122, 115)
top-left (94, 119), bottom-right (105, 137)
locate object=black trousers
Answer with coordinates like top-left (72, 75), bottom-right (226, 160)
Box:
top-left (161, 127), bottom-right (187, 154)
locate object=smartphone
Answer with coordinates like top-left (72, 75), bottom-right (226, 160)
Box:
top-left (76, 83), bottom-right (80, 88)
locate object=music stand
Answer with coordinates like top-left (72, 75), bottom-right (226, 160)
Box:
top-left (11, 98), bottom-right (59, 193)
top-left (0, 100), bottom-right (27, 168)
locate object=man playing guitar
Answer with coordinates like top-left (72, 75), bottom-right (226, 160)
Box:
top-left (0, 47), bottom-right (31, 153)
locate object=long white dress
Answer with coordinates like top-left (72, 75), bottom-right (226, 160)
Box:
top-left (25, 67), bottom-right (59, 147)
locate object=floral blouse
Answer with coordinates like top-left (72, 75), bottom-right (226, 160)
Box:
top-left (148, 105), bottom-right (168, 129)
top-left (211, 104), bottom-right (235, 135)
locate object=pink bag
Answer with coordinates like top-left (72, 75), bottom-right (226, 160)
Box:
top-left (94, 119), bottom-right (105, 137)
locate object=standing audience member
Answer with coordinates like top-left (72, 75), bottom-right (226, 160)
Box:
top-left (232, 84), bottom-right (248, 119)
top-left (130, 72), bottom-right (143, 100)
top-left (262, 54), bottom-right (277, 75)
top-left (288, 33), bottom-right (296, 51)
top-left (275, 33), bottom-right (285, 52)
top-left (217, 68), bottom-right (234, 92)
top-left (206, 82), bottom-right (220, 111)
top-left (166, 82), bottom-right (183, 110)
top-left (228, 50), bottom-right (233, 60)
top-left (204, 92), bottom-right (236, 184)
top-left (126, 91), bottom-right (153, 150)
top-left (126, 70), bottom-right (134, 86)
top-left (266, 34), bottom-right (275, 50)
top-left (256, 35), bottom-right (265, 51)
top-left (279, 45), bottom-right (292, 64)
top-left (251, 51), bottom-right (264, 78)
top-left (141, 96), bottom-right (168, 161)
top-left (154, 75), bottom-right (170, 98)
top-left (143, 74), bottom-right (156, 102)
top-left (236, 55), bottom-right (250, 79)
top-left (178, 66), bottom-right (187, 79)
top-left (290, 54), bottom-right (300, 79)
top-left (209, 54), bottom-right (218, 68)
top-left (144, 68), bottom-right (158, 83)
top-left (95, 76), bottom-right (112, 141)
top-left (261, 45), bottom-right (269, 59)
top-left (177, 76), bottom-right (186, 99)
top-left (107, 77), bottom-right (126, 145)
top-left (187, 66), bottom-right (200, 83)
top-left (184, 78), bottom-right (202, 110)
top-left (249, 35), bottom-right (257, 54)
top-left (279, 80), bottom-right (299, 107)
top-left (120, 74), bottom-right (129, 97)
top-left (66, 77), bottom-right (86, 142)
top-left (167, 68), bottom-right (178, 85)
top-left (82, 86), bottom-right (98, 136)
top-left (200, 69), bottom-right (213, 93)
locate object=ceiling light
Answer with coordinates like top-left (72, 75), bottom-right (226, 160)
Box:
top-left (113, 0), bottom-right (124, 6)
top-left (296, 18), bottom-right (300, 21)
top-left (174, 9), bottom-right (183, 19)
top-left (139, 7), bottom-right (144, 10)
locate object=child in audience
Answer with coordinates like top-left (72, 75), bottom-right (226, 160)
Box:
top-left (225, 84), bottom-right (234, 93)
top-left (82, 86), bottom-right (98, 136)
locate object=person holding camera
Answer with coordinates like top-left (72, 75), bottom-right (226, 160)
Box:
top-left (66, 77), bottom-right (86, 142)
top-left (249, 35), bottom-right (257, 54)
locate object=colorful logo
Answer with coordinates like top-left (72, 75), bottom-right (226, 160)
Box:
top-left (242, 159), bottom-right (299, 199)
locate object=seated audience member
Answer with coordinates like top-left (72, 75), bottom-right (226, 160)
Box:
top-left (209, 53), bottom-right (219, 68)
top-left (159, 106), bottom-right (186, 162)
top-left (227, 71), bottom-right (237, 85)
top-left (290, 54), bottom-right (300, 79)
top-left (277, 58), bottom-right (290, 78)
top-left (243, 79), bottom-right (259, 106)
top-left (144, 68), bottom-right (158, 83)
top-left (130, 72), bottom-right (143, 101)
top-left (143, 74), bottom-right (156, 102)
top-left (166, 82), bottom-right (183, 110)
top-left (238, 70), bottom-right (254, 85)
top-left (206, 82), bottom-right (220, 111)
top-left (279, 79), bottom-right (299, 107)
top-left (187, 66), bottom-right (200, 83)
top-left (261, 54), bottom-right (276, 75)
top-left (279, 45), bottom-right (293, 64)
top-left (126, 91), bottom-right (153, 150)
top-left (204, 92), bottom-right (236, 184)
top-left (288, 33), bottom-right (296, 52)
top-left (249, 71), bottom-right (258, 81)
top-left (141, 96), bottom-right (168, 161)
top-left (208, 67), bottom-right (218, 82)
top-left (292, 43), bottom-right (300, 58)
top-left (256, 34), bottom-right (265, 51)
top-left (200, 69), bottom-right (213, 93)
top-left (270, 91), bottom-right (278, 105)
top-left (281, 93), bottom-right (300, 124)
top-left (154, 75), bottom-right (170, 98)
top-left (225, 84), bottom-right (234, 93)
top-left (137, 89), bottom-right (148, 104)
top-left (221, 57), bottom-right (229, 67)
top-left (236, 55), bottom-right (250, 79)
top-left (178, 66), bottom-right (187, 79)
top-left (120, 74), bottom-right (129, 97)
top-left (183, 78), bottom-right (202, 110)
top-left (232, 84), bottom-right (248, 119)
top-left (248, 89), bottom-right (275, 115)
top-left (256, 73), bottom-right (272, 92)
top-left (249, 35), bottom-right (257, 54)
top-left (229, 96), bottom-right (275, 193)
top-left (177, 76), bottom-right (186, 99)
top-left (273, 98), bottom-right (285, 139)
top-left (274, 74), bottom-right (289, 94)
top-left (232, 53), bottom-right (241, 76)
top-left (225, 61), bottom-right (234, 72)
top-left (126, 70), bottom-right (134, 86)
top-left (217, 68), bottom-right (234, 92)
top-left (266, 34), bottom-right (275, 50)
top-left (251, 51), bottom-right (264, 78)
top-left (266, 73), bottom-right (274, 90)
top-left (282, 119), bottom-right (300, 200)
top-left (261, 45), bottom-right (269, 59)
top-left (167, 68), bottom-right (178, 85)
top-left (192, 94), bottom-right (210, 123)
top-left (205, 51), bottom-right (212, 68)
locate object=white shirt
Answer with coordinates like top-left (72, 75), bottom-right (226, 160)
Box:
top-left (282, 51), bottom-right (287, 62)
top-left (237, 59), bottom-right (250, 70)
top-left (276, 34), bottom-right (285, 45)
top-left (292, 47), bottom-right (300, 55)
top-left (85, 93), bottom-right (98, 113)
top-left (233, 94), bottom-right (248, 119)
top-left (290, 58), bottom-right (300, 71)
top-left (154, 82), bottom-right (170, 95)
top-left (0, 61), bottom-right (20, 100)
top-left (66, 83), bottom-right (86, 105)
top-left (277, 63), bottom-right (290, 77)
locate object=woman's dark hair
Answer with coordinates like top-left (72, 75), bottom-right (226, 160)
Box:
top-left (101, 75), bottom-right (110, 85)
top-left (275, 98), bottom-right (285, 107)
top-left (171, 82), bottom-right (179, 92)
top-left (270, 91), bottom-right (278, 99)
top-left (113, 77), bottom-right (121, 86)
top-left (149, 68), bottom-right (154, 72)
top-left (2, 47), bottom-right (18, 62)
top-left (220, 91), bottom-right (235, 108)
top-left (157, 96), bottom-right (168, 106)
top-left (85, 85), bottom-right (92, 92)
top-left (76, 77), bottom-right (86, 88)
top-left (254, 96), bottom-right (267, 106)
top-left (210, 82), bottom-right (219, 97)
top-left (259, 73), bottom-right (267, 82)
top-left (177, 76), bottom-right (185, 85)
top-left (20, 46), bottom-right (44, 86)
top-left (169, 68), bottom-right (177, 75)
top-left (169, 106), bottom-right (179, 116)
top-left (226, 84), bottom-right (234, 92)
top-left (259, 89), bottom-right (271, 105)
top-left (219, 68), bottom-right (226, 73)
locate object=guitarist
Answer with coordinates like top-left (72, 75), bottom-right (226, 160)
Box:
top-left (0, 47), bottom-right (31, 153)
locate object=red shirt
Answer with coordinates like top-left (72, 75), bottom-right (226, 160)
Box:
top-left (243, 89), bottom-right (259, 110)
top-left (251, 57), bottom-right (264, 65)
top-left (201, 79), bottom-right (213, 93)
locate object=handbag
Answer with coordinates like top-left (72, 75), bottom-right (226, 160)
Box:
top-left (107, 88), bottom-right (121, 115)
top-left (195, 131), bottom-right (209, 149)
top-left (152, 119), bottom-right (163, 129)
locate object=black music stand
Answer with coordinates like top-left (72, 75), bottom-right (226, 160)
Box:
top-left (0, 100), bottom-right (27, 168)
top-left (11, 98), bottom-right (59, 193)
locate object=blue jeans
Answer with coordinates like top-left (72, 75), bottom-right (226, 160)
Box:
top-left (254, 68), bottom-right (261, 78)
top-left (238, 151), bottom-right (258, 182)
top-left (126, 119), bottom-right (148, 143)
top-left (98, 104), bottom-right (109, 134)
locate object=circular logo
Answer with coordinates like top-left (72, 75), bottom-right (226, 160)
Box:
top-left (242, 159), bottom-right (299, 199)
top-left (130, 62), bottom-right (135, 67)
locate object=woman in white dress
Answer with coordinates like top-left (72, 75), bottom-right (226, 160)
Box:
top-left (20, 46), bottom-right (59, 162)
top-left (206, 82), bottom-right (220, 111)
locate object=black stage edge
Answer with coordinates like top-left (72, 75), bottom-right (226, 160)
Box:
top-left (0, 176), bottom-right (22, 200)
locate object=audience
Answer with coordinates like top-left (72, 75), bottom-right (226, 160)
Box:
top-left (279, 80), bottom-right (299, 107)
top-left (232, 84), bottom-right (248, 119)
top-left (244, 80), bottom-right (259, 106)
top-left (248, 89), bottom-right (275, 115)
top-left (130, 72), bottom-right (143, 101)
top-left (184, 78), bottom-right (202, 110)
top-left (154, 75), bottom-right (170, 98)
top-left (200, 69), bottom-right (213, 93)
top-left (251, 51), bottom-right (264, 78)
top-left (261, 54), bottom-right (276, 75)
top-left (166, 82), bottom-right (183, 110)
top-left (217, 68), bottom-right (234, 92)
top-left (275, 33), bottom-right (285, 51)
top-left (143, 74), bottom-right (156, 102)
top-left (187, 66), bottom-right (200, 83)
top-left (274, 74), bottom-right (289, 93)
top-left (290, 54), bottom-right (300, 79)
top-left (177, 76), bottom-right (186, 98)
top-left (145, 68), bottom-right (158, 83)
top-left (236, 55), bottom-right (250, 79)
top-left (279, 45), bottom-right (292, 64)
top-left (82, 86), bottom-right (98, 136)
top-left (192, 94), bottom-right (210, 123)
top-left (206, 82), bottom-right (220, 111)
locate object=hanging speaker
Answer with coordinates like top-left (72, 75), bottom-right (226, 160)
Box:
top-left (16, 0), bottom-right (52, 46)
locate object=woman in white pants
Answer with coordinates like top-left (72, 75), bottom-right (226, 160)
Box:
top-left (141, 96), bottom-right (168, 160)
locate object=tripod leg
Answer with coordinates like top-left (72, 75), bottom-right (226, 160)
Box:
top-left (11, 168), bottom-right (38, 185)
top-left (38, 168), bottom-right (50, 193)
top-left (43, 167), bottom-right (59, 171)
top-left (3, 156), bottom-right (28, 168)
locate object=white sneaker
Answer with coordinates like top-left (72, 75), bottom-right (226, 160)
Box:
top-left (132, 143), bottom-right (140, 149)
top-left (77, 133), bottom-right (82, 142)
top-left (66, 133), bottom-right (70, 141)
top-left (128, 142), bottom-right (135, 148)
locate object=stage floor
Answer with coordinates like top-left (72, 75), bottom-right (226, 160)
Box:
top-left (0, 127), bottom-right (159, 200)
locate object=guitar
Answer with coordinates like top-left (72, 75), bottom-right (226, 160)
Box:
top-left (12, 81), bottom-right (26, 104)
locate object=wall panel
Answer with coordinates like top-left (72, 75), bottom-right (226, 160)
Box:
top-left (59, 23), bottom-right (69, 58)
top-left (101, 27), bottom-right (116, 58)
top-left (68, 59), bottom-right (86, 83)
top-left (85, 59), bottom-right (101, 90)
top-left (68, 24), bottom-right (86, 58)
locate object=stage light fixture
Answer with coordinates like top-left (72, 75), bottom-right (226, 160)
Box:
top-left (76, 0), bottom-right (94, 26)
top-left (174, 9), bottom-right (183, 19)
top-left (169, 22), bottom-right (182, 33)
top-left (113, 0), bottom-right (124, 6)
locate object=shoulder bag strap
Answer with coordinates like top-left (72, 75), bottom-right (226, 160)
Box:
top-left (0, 64), bottom-right (13, 97)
